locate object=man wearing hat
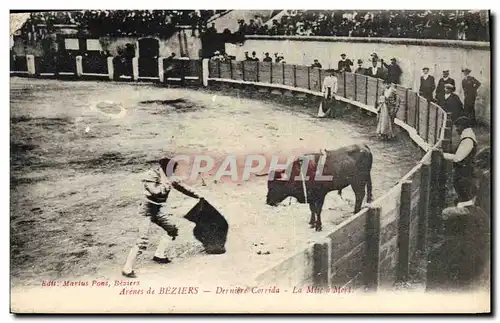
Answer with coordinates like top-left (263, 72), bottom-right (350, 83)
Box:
top-left (250, 51), bottom-right (259, 61)
top-left (337, 53), bottom-right (353, 73)
top-left (354, 59), bottom-right (366, 75)
top-left (122, 157), bottom-right (204, 277)
top-left (318, 69), bottom-right (338, 118)
top-left (368, 59), bottom-right (384, 79)
top-left (441, 83), bottom-right (464, 123)
top-left (381, 57), bottom-right (402, 84)
top-left (461, 68), bottom-right (481, 124)
top-left (263, 52), bottom-right (273, 62)
top-left (435, 70), bottom-right (456, 105)
top-left (443, 116), bottom-right (478, 208)
top-left (311, 59), bottom-right (322, 68)
top-left (419, 67), bottom-right (436, 102)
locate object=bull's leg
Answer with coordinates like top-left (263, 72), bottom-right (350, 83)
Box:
top-left (352, 183), bottom-right (366, 214)
top-left (308, 203), bottom-right (316, 228)
top-left (313, 195), bottom-right (326, 232)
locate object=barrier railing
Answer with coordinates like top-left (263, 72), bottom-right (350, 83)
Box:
top-left (206, 59), bottom-right (451, 290)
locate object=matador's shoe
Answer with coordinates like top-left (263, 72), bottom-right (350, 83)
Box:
top-left (152, 256), bottom-right (172, 264)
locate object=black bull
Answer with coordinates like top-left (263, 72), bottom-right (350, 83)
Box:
top-left (266, 144), bottom-right (374, 231)
top-left (184, 198), bottom-right (229, 254)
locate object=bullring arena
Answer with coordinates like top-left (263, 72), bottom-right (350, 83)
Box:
top-left (10, 10), bottom-right (491, 313)
top-left (10, 76), bottom-right (421, 287)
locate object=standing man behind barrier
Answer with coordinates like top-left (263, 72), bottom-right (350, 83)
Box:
top-left (441, 83), bottom-right (464, 123)
top-left (435, 70), bottom-right (455, 105)
top-left (419, 67), bottom-right (436, 102)
top-left (381, 58), bottom-right (402, 84)
top-left (337, 53), bottom-right (353, 73)
top-left (461, 68), bottom-right (481, 125)
top-left (318, 69), bottom-right (338, 118)
top-left (443, 116), bottom-right (478, 209)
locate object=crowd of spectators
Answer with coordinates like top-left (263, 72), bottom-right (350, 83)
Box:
top-left (236, 10), bottom-right (489, 41)
top-left (20, 10), bottom-right (226, 37)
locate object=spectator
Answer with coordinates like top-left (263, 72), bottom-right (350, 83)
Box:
top-left (354, 59), bottom-right (367, 75)
top-left (250, 51), bottom-right (259, 61)
top-left (436, 70), bottom-right (455, 105)
top-left (254, 15), bottom-right (263, 28)
top-left (441, 83), bottom-right (464, 123)
top-left (367, 59), bottom-right (384, 79)
top-left (245, 10), bottom-right (488, 41)
top-left (244, 51), bottom-right (251, 61)
top-left (311, 59), bottom-right (322, 68)
top-left (318, 69), bottom-right (338, 118)
top-left (461, 68), bottom-right (481, 125)
top-left (337, 53), bottom-right (353, 73)
top-left (419, 67), bottom-right (436, 101)
top-left (263, 52), bottom-right (273, 62)
top-left (381, 58), bottom-right (402, 84)
top-left (443, 116), bottom-right (478, 206)
top-left (206, 23), bottom-right (217, 35)
top-left (376, 81), bottom-right (400, 140)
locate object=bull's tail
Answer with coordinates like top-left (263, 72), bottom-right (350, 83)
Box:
top-left (366, 172), bottom-right (373, 203)
top-left (365, 146), bottom-right (373, 203)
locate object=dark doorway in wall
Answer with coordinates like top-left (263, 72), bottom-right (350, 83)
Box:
top-left (200, 33), bottom-right (225, 58)
top-left (138, 37), bottom-right (160, 77)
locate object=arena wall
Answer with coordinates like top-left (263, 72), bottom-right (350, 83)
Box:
top-left (225, 36), bottom-right (491, 125)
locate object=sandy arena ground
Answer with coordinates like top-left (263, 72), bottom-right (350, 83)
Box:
top-left (10, 78), bottom-right (422, 290)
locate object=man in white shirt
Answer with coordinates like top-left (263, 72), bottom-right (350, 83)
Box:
top-left (442, 116), bottom-right (478, 211)
top-left (318, 69), bottom-right (338, 118)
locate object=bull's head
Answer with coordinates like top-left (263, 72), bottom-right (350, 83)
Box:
top-left (184, 199), bottom-right (228, 254)
top-left (266, 169), bottom-right (289, 207)
top-left (266, 163), bottom-right (307, 206)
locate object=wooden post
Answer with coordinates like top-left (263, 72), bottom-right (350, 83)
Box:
top-left (354, 73), bottom-right (357, 101)
top-left (430, 149), bottom-right (444, 226)
top-left (270, 63), bottom-right (273, 83)
top-left (26, 55), bottom-right (36, 76)
top-left (319, 69), bottom-right (323, 91)
top-left (343, 72), bottom-right (347, 98)
top-left (217, 59), bottom-right (221, 79)
top-left (425, 101), bottom-right (431, 142)
top-left (75, 56), bottom-right (83, 78)
top-left (282, 63), bottom-right (285, 85)
top-left (229, 60), bottom-right (233, 80)
top-left (256, 61), bottom-right (260, 82)
top-left (241, 61), bottom-right (246, 81)
top-left (365, 76), bottom-right (369, 104)
top-left (364, 207), bottom-right (381, 292)
top-left (418, 163), bottom-right (431, 253)
top-left (312, 239), bottom-right (331, 288)
top-left (434, 108), bottom-right (439, 144)
top-left (397, 181), bottom-right (412, 282)
top-left (293, 65), bottom-right (297, 87)
top-left (107, 56), bottom-right (114, 80)
top-left (404, 89), bottom-right (409, 123)
top-left (415, 95), bottom-right (420, 134)
top-left (180, 59), bottom-right (185, 86)
top-left (307, 67), bottom-right (311, 90)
